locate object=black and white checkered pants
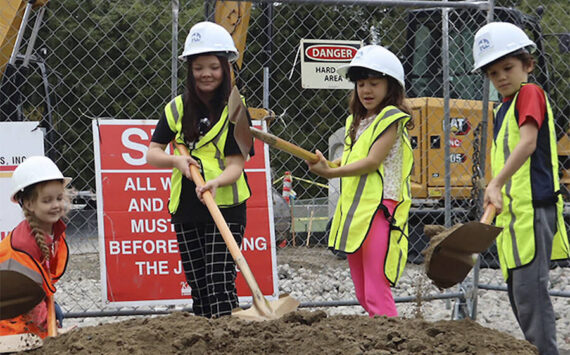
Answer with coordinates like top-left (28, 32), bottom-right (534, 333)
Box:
top-left (174, 222), bottom-right (244, 318)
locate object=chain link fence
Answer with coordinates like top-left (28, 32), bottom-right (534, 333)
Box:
top-left (1, 0), bottom-right (568, 320)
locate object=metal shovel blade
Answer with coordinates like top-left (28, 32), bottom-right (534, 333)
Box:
top-left (228, 86), bottom-right (253, 160)
top-left (232, 293), bottom-right (300, 322)
top-left (439, 221), bottom-right (503, 254)
top-left (425, 205), bottom-right (503, 289)
top-left (0, 270), bottom-right (45, 320)
top-left (0, 333), bottom-right (43, 353)
top-left (427, 249), bottom-right (478, 289)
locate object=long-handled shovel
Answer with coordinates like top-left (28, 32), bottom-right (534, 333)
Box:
top-left (174, 142), bottom-right (299, 321)
top-left (424, 205), bottom-right (502, 289)
top-left (249, 128), bottom-right (339, 168)
top-left (228, 87), bottom-right (338, 168)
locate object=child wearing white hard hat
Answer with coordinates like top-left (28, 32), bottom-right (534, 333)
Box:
top-left (146, 22), bottom-right (251, 318)
top-left (473, 22), bottom-right (569, 355)
top-left (0, 156), bottom-right (71, 339)
top-left (307, 45), bottom-right (414, 317)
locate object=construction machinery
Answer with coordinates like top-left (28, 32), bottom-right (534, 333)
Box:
top-left (213, 2), bottom-right (570, 204)
top-left (402, 6), bottom-right (570, 202)
top-left (1, 0), bottom-right (50, 122)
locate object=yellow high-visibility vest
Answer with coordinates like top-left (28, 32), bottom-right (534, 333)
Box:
top-left (491, 86), bottom-right (569, 280)
top-left (165, 95), bottom-right (250, 213)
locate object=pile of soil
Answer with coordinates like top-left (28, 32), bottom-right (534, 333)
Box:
top-left (30, 310), bottom-right (537, 354)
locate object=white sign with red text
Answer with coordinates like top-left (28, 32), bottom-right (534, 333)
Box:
top-left (93, 119), bottom-right (277, 307)
top-left (0, 122), bottom-right (44, 240)
top-left (301, 39), bottom-right (362, 89)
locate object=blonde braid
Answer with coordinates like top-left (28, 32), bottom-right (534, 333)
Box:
top-left (22, 207), bottom-right (50, 263)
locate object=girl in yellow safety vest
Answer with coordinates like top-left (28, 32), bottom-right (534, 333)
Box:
top-left (307, 45), bottom-right (414, 317)
top-left (146, 22), bottom-right (251, 318)
top-left (472, 22), bottom-right (569, 355)
top-left (0, 156), bottom-right (70, 338)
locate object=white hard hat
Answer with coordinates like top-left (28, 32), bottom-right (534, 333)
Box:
top-left (179, 21), bottom-right (239, 63)
top-left (337, 45), bottom-right (405, 89)
top-left (10, 156), bottom-right (71, 203)
top-left (472, 22), bottom-right (536, 72)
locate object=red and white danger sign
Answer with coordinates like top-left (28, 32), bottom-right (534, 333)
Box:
top-left (93, 119), bottom-right (278, 306)
top-left (301, 39), bottom-right (362, 89)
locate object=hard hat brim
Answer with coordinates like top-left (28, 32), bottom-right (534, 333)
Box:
top-left (10, 177), bottom-right (72, 203)
top-left (471, 44), bottom-right (536, 73)
top-left (178, 50), bottom-right (239, 63)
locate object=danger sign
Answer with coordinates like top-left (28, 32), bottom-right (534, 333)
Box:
top-left (93, 119), bottom-right (278, 306)
top-left (305, 45), bottom-right (358, 62)
top-left (301, 39), bottom-right (362, 89)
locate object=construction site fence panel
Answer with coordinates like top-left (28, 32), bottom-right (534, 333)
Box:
top-left (1, 0), bottom-right (568, 319)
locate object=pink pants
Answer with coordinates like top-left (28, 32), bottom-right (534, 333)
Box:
top-left (347, 199), bottom-right (398, 317)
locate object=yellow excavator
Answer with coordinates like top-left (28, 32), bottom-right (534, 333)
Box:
top-left (0, 0), bottom-right (49, 122)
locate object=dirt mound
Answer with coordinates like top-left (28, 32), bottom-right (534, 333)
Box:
top-left (29, 310), bottom-right (537, 354)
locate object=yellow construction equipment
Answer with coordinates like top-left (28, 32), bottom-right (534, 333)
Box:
top-left (215, 0), bottom-right (252, 70)
top-left (0, 0), bottom-right (49, 79)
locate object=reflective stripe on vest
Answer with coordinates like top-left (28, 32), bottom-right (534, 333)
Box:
top-left (328, 106), bottom-right (413, 285)
top-left (0, 259), bottom-right (44, 285)
top-left (165, 95), bottom-right (251, 213)
top-left (491, 87), bottom-right (570, 280)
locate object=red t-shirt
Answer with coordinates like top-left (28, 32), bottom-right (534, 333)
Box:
top-left (503, 83), bottom-right (546, 129)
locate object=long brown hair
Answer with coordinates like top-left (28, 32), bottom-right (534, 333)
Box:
top-left (181, 54), bottom-right (232, 143)
top-left (16, 180), bottom-right (70, 263)
top-left (347, 74), bottom-right (413, 147)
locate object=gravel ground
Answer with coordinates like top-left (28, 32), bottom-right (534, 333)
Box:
top-left (58, 247), bottom-right (570, 352)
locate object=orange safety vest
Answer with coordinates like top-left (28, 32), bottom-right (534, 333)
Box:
top-left (0, 219), bottom-right (68, 338)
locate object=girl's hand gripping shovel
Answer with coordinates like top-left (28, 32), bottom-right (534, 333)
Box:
top-left (424, 205), bottom-right (503, 289)
top-left (173, 142), bottom-right (299, 321)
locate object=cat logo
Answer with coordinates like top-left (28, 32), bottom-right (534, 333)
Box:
top-left (449, 118), bottom-right (471, 136)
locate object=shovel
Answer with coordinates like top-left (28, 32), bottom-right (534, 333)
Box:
top-left (249, 128), bottom-right (339, 168)
top-left (424, 205), bottom-right (503, 289)
top-left (173, 142), bottom-right (299, 321)
top-left (0, 270), bottom-right (57, 352)
top-left (0, 270), bottom-right (45, 320)
top-left (228, 86), bottom-right (254, 160)
top-left (228, 90), bottom-right (338, 168)
top-left (0, 333), bottom-right (43, 353)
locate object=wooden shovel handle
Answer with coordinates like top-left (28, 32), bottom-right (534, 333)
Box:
top-left (46, 295), bottom-right (57, 337)
top-left (249, 127), bottom-right (338, 168)
top-left (173, 142), bottom-right (272, 315)
top-left (480, 205), bottom-right (497, 225)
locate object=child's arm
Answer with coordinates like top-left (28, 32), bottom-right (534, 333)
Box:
top-left (308, 123), bottom-right (397, 179)
top-left (146, 142), bottom-right (200, 180)
top-left (484, 121), bottom-right (538, 212)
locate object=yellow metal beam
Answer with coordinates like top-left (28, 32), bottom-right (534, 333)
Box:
top-left (214, 0), bottom-right (251, 69)
top-left (0, 0), bottom-right (49, 78)
top-left (0, 0), bottom-right (26, 76)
